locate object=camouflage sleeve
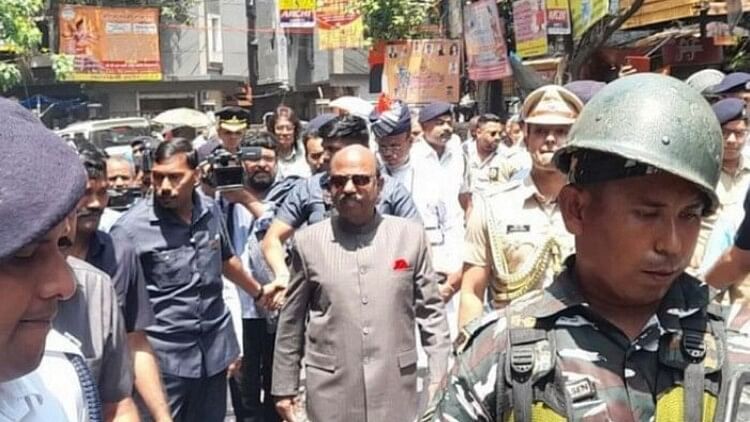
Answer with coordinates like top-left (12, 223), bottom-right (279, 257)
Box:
top-left (422, 315), bottom-right (508, 422)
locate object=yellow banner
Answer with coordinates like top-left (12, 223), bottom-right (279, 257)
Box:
top-left (512, 0), bottom-right (549, 58)
top-left (570, 0), bottom-right (609, 40)
top-left (316, 0), bottom-right (363, 50)
top-left (384, 39), bottom-right (461, 103)
top-left (59, 5), bottom-right (162, 82)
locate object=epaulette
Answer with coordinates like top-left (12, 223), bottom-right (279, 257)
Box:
top-left (454, 311), bottom-right (502, 355)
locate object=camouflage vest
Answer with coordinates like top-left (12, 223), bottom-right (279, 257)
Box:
top-left (497, 300), bottom-right (729, 422)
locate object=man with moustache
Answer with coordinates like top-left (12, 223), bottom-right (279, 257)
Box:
top-left (65, 146), bottom-right (172, 421)
top-left (111, 139), bottom-right (282, 421)
top-left (220, 133), bottom-right (300, 421)
top-left (458, 85), bottom-right (583, 328)
top-left (465, 113), bottom-right (530, 192)
top-left (272, 145), bottom-right (451, 422)
top-left (424, 73), bottom-right (750, 422)
top-left (412, 102), bottom-right (471, 214)
top-left (0, 97), bottom-right (95, 419)
top-left (262, 115), bottom-right (420, 294)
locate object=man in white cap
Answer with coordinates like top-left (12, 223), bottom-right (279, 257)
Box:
top-left (458, 85), bottom-right (583, 328)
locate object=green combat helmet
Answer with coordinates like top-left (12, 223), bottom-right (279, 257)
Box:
top-left (553, 73), bottom-right (723, 215)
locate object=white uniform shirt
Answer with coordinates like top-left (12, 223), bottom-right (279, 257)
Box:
top-left (407, 138), bottom-right (468, 273)
top-left (383, 158), bottom-right (459, 272)
top-left (0, 330), bottom-right (84, 422)
top-left (37, 330), bottom-right (87, 422)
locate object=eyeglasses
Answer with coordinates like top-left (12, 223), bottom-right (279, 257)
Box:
top-left (723, 128), bottom-right (749, 139)
top-left (329, 174), bottom-right (375, 189)
top-left (378, 142), bottom-right (406, 152)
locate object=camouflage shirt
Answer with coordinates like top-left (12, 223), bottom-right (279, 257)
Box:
top-left (423, 256), bottom-right (750, 422)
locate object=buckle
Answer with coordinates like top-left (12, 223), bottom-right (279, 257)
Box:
top-left (511, 345), bottom-right (535, 378)
top-left (682, 331), bottom-right (706, 362)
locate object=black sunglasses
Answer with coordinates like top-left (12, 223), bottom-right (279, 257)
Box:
top-left (329, 174), bottom-right (375, 189)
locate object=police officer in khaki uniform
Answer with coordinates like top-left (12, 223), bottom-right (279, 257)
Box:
top-left (458, 85), bottom-right (583, 328)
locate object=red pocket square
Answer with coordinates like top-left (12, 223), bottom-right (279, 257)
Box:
top-left (393, 258), bottom-right (410, 271)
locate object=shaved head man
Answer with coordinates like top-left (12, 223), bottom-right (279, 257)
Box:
top-left (328, 145), bottom-right (382, 225)
top-left (273, 146), bottom-right (450, 422)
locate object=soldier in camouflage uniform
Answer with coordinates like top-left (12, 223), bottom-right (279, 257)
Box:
top-left (423, 74), bottom-right (750, 422)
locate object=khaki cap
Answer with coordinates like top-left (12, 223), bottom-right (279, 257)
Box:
top-left (521, 85), bottom-right (583, 125)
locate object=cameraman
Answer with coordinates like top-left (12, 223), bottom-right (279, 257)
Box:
top-left (198, 107), bottom-right (251, 198)
top-left (221, 133), bottom-right (299, 422)
top-left (68, 146), bottom-right (172, 422)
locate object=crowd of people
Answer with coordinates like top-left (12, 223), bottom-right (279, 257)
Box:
top-left (3, 69), bottom-right (750, 422)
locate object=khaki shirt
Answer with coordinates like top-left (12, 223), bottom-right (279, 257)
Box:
top-left (464, 176), bottom-right (573, 308)
top-left (692, 159), bottom-right (750, 272)
top-left (465, 142), bottom-right (531, 193)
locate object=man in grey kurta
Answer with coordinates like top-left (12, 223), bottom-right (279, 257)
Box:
top-left (272, 145), bottom-right (451, 422)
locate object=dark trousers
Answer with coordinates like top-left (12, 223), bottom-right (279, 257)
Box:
top-left (162, 370), bottom-right (228, 422)
top-left (239, 318), bottom-right (280, 422)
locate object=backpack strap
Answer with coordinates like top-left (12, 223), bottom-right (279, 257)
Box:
top-left (682, 328), bottom-right (707, 422)
top-left (679, 305), bottom-right (715, 422)
top-left (503, 307), bottom-right (556, 422)
top-left (708, 304), bottom-right (730, 422)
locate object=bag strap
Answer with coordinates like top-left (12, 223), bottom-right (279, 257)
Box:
top-left (682, 329), bottom-right (706, 422)
top-left (680, 307), bottom-right (712, 422)
top-left (503, 307), bottom-right (555, 422)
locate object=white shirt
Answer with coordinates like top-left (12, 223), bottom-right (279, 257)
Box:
top-left (0, 331), bottom-right (84, 422)
top-left (396, 139), bottom-right (467, 273)
top-left (36, 330), bottom-right (87, 422)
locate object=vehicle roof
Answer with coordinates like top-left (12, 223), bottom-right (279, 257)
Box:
top-left (58, 117), bottom-right (151, 133)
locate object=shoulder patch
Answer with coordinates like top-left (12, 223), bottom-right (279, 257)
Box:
top-left (454, 311), bottom-right (503, 354)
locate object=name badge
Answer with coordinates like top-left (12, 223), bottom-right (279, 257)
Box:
top-left (489, 167), bottom-right (500, 181)
top-left (506, 224), bottom-right (530, 234)
top-left (566, 378), bottom-right (597, 403)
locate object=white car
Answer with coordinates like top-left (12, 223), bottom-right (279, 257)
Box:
top-left (56, 117), bottom-right (152, 157)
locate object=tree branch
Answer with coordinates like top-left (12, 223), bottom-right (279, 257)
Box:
top-left (567, 0), bottom-right (645, 80)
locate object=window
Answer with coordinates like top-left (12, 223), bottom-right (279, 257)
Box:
top-left (207, 14), bottom-right (223, 64)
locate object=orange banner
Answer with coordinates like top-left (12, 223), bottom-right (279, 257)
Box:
top-left (59, 5), bottom-right (162, 82)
